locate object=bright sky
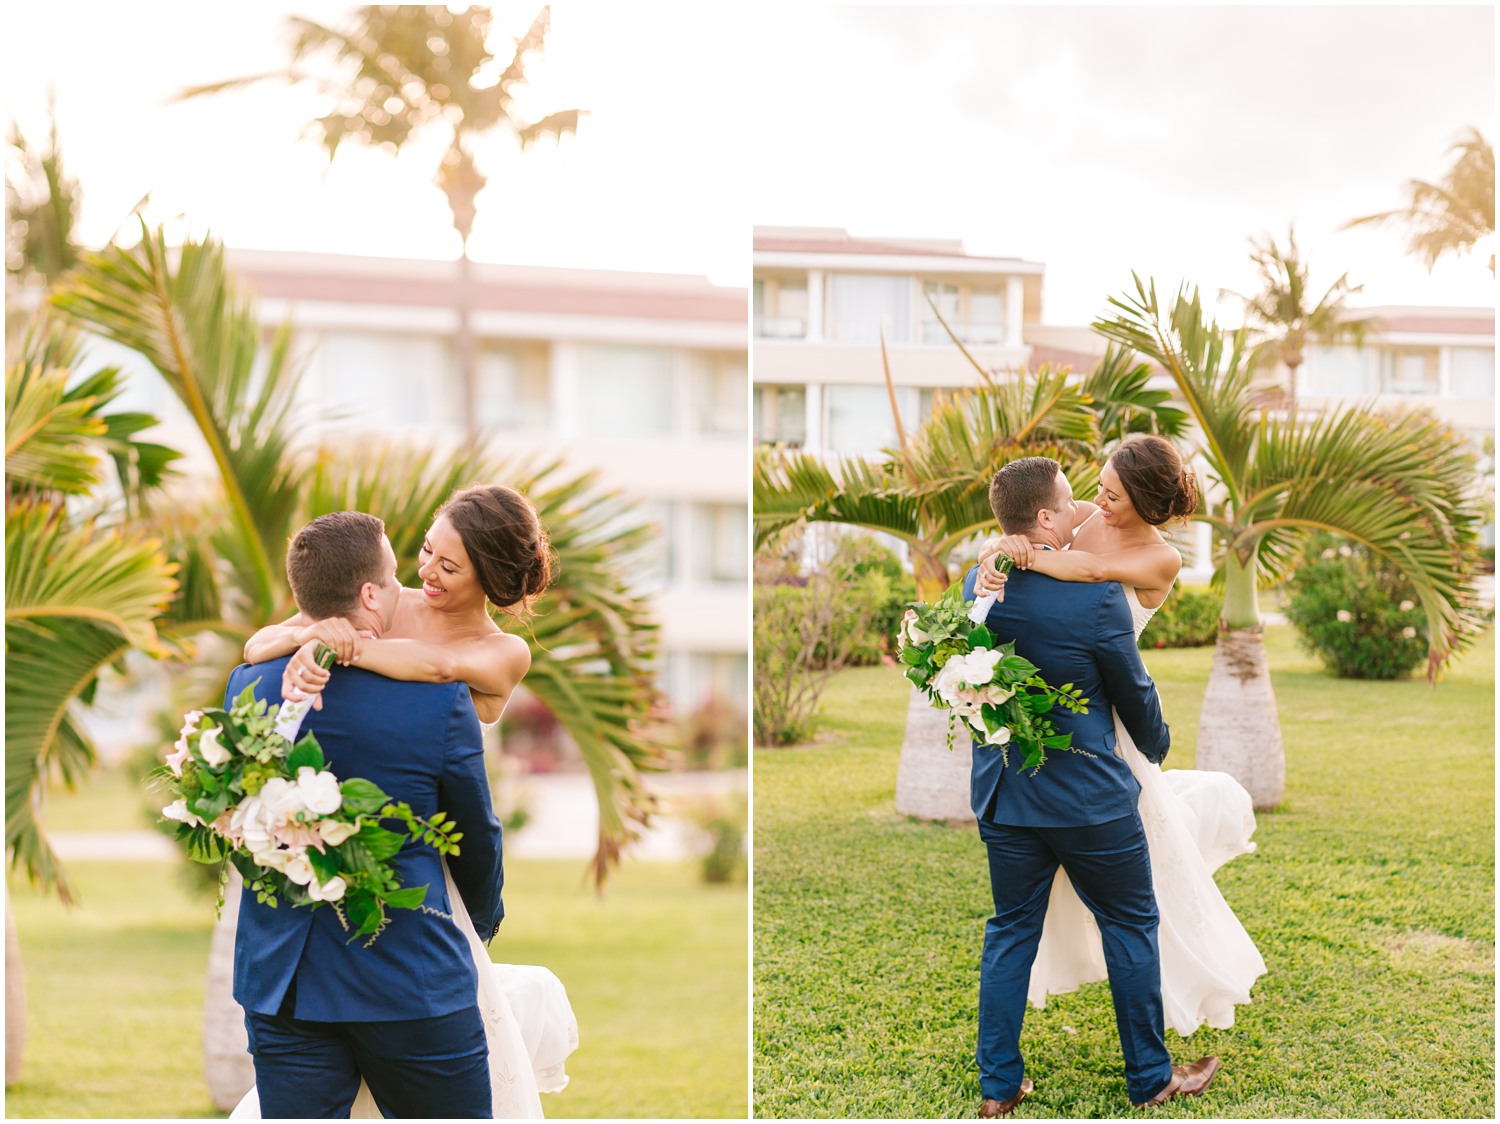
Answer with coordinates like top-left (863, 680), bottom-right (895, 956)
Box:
top-left (3, 2), bottom-right (751, 287)
top-left (4, 5), bottom-right (1495, 322)
top-left (749, 4), bottom-right (1497, 325)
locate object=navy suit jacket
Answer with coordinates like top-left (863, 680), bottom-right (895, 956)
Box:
top-left (961, 565), bottom-right (1169, 828)
top-left (228, 657), bottom-right (504, 1022)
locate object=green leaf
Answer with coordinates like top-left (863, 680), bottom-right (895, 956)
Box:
top-left (343, 890), bottom-right (381, 940)
top-left (307, 845), bottom-right (341, 884)
top-left (357, 823), bottom-right (407, 862)
top-left (967, 626), bottom-right (993, 649)
top-left (382, 886), bottom-right (427, 910)
top-left (338, 777), bottom-right (391, 815)
top-left (899, 645), bottom-right (925, 667)
top-left (286, 734), bottom-right (324, 774)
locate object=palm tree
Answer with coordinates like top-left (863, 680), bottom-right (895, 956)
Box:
top-left (5, 96), bottom-right (83, 288)
top-left (1094, 276), bottom-right (1485, 807)
top-left (52, 223), bottom-right (663, 1107)
top-left (1345, 127), bottom-right (1496, 275)
top-left (178, 5), bottom-right (584, 440)
top-left (5, 316), bottom-right (180, 1085)
top-left (1221, 226), bottom-right (1376, 411)
top-left (754, 338), bottom-right (1188, 818)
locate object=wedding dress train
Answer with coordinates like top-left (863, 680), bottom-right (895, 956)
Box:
top-left (1024, 584), bottom-right (1266, 1035)
top-left (230, 860), bottom-right (578, 1118)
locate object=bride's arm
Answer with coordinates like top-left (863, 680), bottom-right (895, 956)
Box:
top-left (244, 614), bottom-right (367, 665)
top-left (285, 633), bottom-right (531, 724)
top-left (1005, 540), bottom-right (1182, 591)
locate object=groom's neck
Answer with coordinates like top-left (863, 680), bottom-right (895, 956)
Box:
top-left (1023, 527), bottom-right (1067, 552)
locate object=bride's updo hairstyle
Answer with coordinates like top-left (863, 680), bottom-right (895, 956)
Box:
top-left (436, 483), bottom-right (555, 616)
top-left (1108, 435), bottom-right (1199, 526)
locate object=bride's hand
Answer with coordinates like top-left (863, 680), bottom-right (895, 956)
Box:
top-left (975, 555), bottom-right (1009, 598)
top-left (996, 534), bottom-right (1035, 570)
top-left (283, 639), bottom-right (332, 711)
top-left (294, 617), bottom-right (366, 666)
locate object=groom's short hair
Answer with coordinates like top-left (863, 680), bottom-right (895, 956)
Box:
top-left (285, 511), bottom-right (389, 620)
top-left (990, 457), bottom-right (1063, 534)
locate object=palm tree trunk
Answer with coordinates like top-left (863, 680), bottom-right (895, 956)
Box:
top-left (894, 685), bottom-right (974, 821)
top-left (1198, 552), bottom-right (1284, 807)
top-left (5, 885), bottom-right (24, 1086)
top-left (455, 242), bottom-right (479, 443)
top-left (202, 872), bottom-right (254, 1112)
top-left (1196, 626), bottom-right (1285, 809)
top-left (1286, 358), bottom-right (1300, 412)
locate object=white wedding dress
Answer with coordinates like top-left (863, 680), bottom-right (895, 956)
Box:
top-left (229, 859), bottom-right (579, 1118)
top-left (1024, 584), bottom-right (1267, 1035)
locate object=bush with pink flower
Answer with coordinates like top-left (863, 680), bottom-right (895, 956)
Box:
top-left (152, 676), bottom-right (462, 944)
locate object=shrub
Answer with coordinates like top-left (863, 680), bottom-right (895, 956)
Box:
top-left (754, 538), bottom-right (885, 745)
top-left (1139, 584), bottom-right (1220, 649)
top-left (1284, 534), bottom-right (1428, 679)
top-left (819, 538), bottom-right (914, 667)
top-left (685, 794), bottom-right (747, 884)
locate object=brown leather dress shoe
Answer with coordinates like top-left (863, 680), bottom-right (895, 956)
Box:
top-left (980, 1076), bottom-right (1034, 1117)
top-left (1133, 1056), bottom-right (1220, 1108)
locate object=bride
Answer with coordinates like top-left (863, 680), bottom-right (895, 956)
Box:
top-left (236, 483), bottom-right (578, 1118)
top-left (975, 434), bottom-right (1266, 1036)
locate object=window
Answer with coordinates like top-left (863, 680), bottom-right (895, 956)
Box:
top-left (689, 652), bottom-right (749, 707)
top-left (827, 384), bottom-right (896, 453)
top-left (920, 282), bottom-right (960, 343)
top-left (1305, 345), bottom-right (1372, 396)
top-left (319, 331), bottom-right (445, 428)
top-left (753, 277), bottom-right (808, 339)
top-left (1378, 347), bottom-right (1439, 396)
top-left (1451, 347), bottom-right (1494, 399)
top-left (693, 352), bottom-right (747, 435)
top-left (692, 503), bottom-right (748, 583)
top-left (967, 286), bottom-right (1005, 345)
top-left (577, 345), bottom-right (674, 436)
top-left (475, 348), bottom-right (551, 430)
top-left (753, 384), bottom-right (807, 446)
top-left (828, 273), bottom-right (910, 343)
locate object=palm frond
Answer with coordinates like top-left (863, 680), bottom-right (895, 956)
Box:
top-left (1235, 406), bottom-right (1485, 671)
top-left (5, 502), bottom-right (177, 902)
top-left (1093, 276), bottom-right (1257, 506)
top-left (52, 224), bottom-right (303, 622)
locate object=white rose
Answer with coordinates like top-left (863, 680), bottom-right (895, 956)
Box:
top-left (1336, 610), bottom-right (1353, 623)
top-left (952, 648), bottom-right (1002, 688)
top-left (282, 853), bottom-right (315, 886)
top-left (307, 875), bottom-right (347, 902)
top-left (259, 777), bottom-right (307, 823)
top-left (197, 726), bottom-right (231, 767)
top-left (318, 819), bottom-right (360, 846)
top-left (162, 799), bottom-right (204, 827)
top-left (1402, 626), bottom-right (1417, 639)
top-left (1399, 600), bottom-right (1415, 612)
top-left (297, 768), bottom-right (343, 816)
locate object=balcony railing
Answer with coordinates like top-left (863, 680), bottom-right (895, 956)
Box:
top-left (754, 316), bottom-right (807, 339)
top-left (920, 321), bottom-right (1006, 346)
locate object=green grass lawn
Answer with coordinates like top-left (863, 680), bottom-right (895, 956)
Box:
top-left (8, 858), bottom-right (747, 1118)
top-left (753, 624), bottom-right (1494, 1118)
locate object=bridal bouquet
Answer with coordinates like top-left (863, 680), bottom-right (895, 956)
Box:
top-left (153, 646), bottom-right (462, 944)
top-left (898, 572), bottom-right (1091, 772)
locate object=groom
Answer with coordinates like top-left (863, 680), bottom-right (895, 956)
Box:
top-left (961, 458), bottom-right (1218, 1114)
top-left (227, 511), bottom-right (505, 1118)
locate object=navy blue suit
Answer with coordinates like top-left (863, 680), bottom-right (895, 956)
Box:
top-left (961, 565), bottom-right (1175, 1106)
top-left (227, 657), bottom-right (504, 1118)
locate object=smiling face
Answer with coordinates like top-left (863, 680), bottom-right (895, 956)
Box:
top-left (1095, 461), bottom-right (1142, 529)
top-left (417, 516), bottom-right (486, 612)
